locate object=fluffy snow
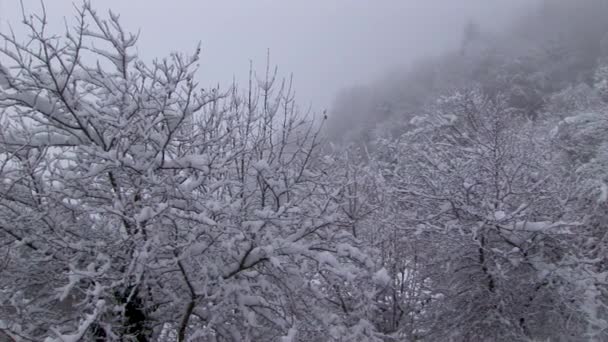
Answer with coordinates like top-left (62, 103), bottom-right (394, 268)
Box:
top-left (599, 182), bottom-right (608, 203)
top-left (373, 268), bottom-right (391, 286)
top-left (494, 210), bottom-right (506, 221)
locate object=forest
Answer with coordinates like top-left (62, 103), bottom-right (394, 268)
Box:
top-left (1, 1), bottom-right (608, 341)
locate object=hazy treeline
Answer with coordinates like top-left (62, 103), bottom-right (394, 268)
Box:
top-left (327, 0), bottom-right (608, 143)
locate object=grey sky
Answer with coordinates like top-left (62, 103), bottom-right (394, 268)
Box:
top-left (1, 0), bottom-right (535, 112)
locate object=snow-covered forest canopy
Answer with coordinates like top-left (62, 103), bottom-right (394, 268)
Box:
top-left (1, 1), bottom-right (608, 341)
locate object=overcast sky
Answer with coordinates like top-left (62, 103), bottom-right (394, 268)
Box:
top-left (1, 0), bottom-right (536, 112)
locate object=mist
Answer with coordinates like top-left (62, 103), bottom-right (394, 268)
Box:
top-left (2, 0), bottom-right (535, 111)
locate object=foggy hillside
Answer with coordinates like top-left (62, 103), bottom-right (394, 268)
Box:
top-left (1, 1), bottom-right (608, 341)
top-left (326, 0), bottom-right (608, 143)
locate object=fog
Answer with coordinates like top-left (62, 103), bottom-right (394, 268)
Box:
top-left (2, 0), bottom-right (536, 111)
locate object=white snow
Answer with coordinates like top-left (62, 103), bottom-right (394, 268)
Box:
top-left (599, 182), bottom-right (608, 203)
top-left (281, 327), bottom-right (297, 342)
top-left (494, 210), bottom-right (506, 221)
top-left (373, 268), bottom-right (391, 286)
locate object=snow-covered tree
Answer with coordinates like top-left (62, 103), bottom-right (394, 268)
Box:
top-left (0, 4), bottom-right (378, 341)
top-left (376, 89), bottom-right (593, 341)
top-left (551, 103), bottom-right (608, 340)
